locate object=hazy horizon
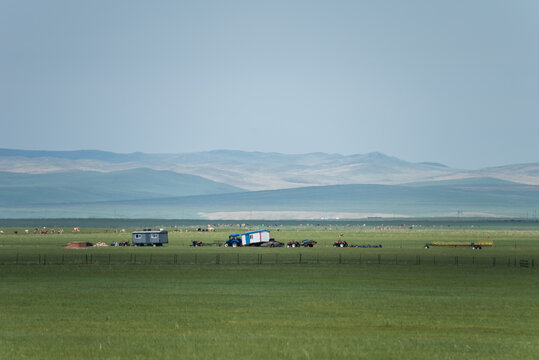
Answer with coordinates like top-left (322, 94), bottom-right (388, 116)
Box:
top-left (2, 1), bottom-right (538, 169)
top-left (2, 146), bottom-right (538, 172)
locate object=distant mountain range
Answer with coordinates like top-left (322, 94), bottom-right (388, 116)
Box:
top-left (0, 148), bottom-right (537, 219)
top-left (2, 148), bottom-right (538, 189)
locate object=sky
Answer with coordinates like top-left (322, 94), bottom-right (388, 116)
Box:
top-left (1, 0), bottom-right (538, 169)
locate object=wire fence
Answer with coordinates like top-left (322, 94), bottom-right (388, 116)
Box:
top-left (0, 253), bottom-right (536, 268)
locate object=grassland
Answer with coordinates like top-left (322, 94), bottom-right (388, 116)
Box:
top-left (1, 224), bottom-right (539, 359)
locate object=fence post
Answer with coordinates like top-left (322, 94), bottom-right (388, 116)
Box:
top-left (492, 257), bottom-right (496, 266)
top-left (43, 255), bottom-right (46, 265)
top-left (299, 253), bottom-right (302, 264)
top-left (85, 254), bottom-right (88, 265)
top-left (378, 254), bottom-right (381, 265)
top-left (433, 256), bottom-right (436, 265)
top-left (472, 256), bottom-right (475, 265)
top-left (237, 253), bottom-right (239, 265)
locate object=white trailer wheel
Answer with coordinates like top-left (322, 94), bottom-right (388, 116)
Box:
top-left (232, 242), bottom-right (238, 248)
top-left (224, 243), bottom-right (229, 247)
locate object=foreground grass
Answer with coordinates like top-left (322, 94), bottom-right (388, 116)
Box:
top-left (1, 264), bottom-right (538, 359)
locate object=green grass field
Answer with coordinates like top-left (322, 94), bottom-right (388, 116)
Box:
top-left (1, 225), bottom-right (539, 359)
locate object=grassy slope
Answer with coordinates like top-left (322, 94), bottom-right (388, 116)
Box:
top-left (0, 169), bottom-right (242, 205)
top-left (4, 177), bottom-right (535, 218)
top-left (0, 170), bottom-right (537, 218)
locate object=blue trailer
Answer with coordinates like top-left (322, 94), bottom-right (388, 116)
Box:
top-left (224, 229), bottom-right (270, 247)
top-left (132, 229), bottom-right (168, 246)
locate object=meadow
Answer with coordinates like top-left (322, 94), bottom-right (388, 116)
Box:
top-left (1, 222), bottom-right (539, 359)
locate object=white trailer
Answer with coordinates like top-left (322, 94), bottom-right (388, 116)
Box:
top-left (225, 229), bottom-right (271, 247)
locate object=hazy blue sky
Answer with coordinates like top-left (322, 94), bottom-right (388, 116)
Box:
top-left (1, 0), bottom-right (538, 169)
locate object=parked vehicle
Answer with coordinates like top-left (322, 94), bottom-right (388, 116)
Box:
top-left (287, 239), bottom-right (317, 248)
top-left (265, 239), bottom-right (284, 247)
top-left (333, 241), bottom-right (348, 247)
top-left (110, 241), bottom-right (130, 247)
top-left (224, 229), bottom-right (271, 247)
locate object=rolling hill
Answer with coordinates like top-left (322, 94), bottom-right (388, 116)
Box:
top-left (1, 148), bottom-right (538, 190)
top-left (1, 177), bottom-right (537, 219)
top-left (0, 149), bottom-right (537, 219)
top-left (0, 169), bottom-right (241, 206)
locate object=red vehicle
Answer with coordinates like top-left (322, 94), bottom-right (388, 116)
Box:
top-left (333, 241), bottom-right (348, 247)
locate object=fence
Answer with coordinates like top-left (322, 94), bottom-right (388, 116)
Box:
top-left (0, 253), bottom-right (536, 268)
